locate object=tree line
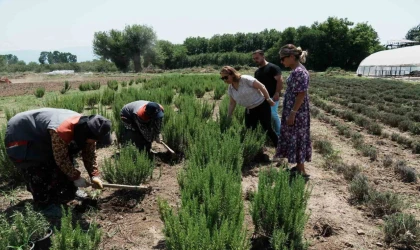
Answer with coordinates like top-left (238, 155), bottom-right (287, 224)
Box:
top-left (2, 19), bottom-right (419, 73)
top-left (38, 51), bottom-right (77, 64)
top-left (93, 17), bottom-right (385, 72)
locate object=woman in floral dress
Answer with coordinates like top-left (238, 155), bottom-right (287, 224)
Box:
top-left (273, 44), bottom-right (312, 179)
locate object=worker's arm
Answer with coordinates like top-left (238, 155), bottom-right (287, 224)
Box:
top-left (252, 80), bottom-right (275, 106)
top-left (81, 142), bottom-right (99, 178)
top-left (273, 74), bottom-right (283, 101)
top-left (228, 96), bottom-right (237, 118)
top-left (49, 130), bottom-right (81, 180)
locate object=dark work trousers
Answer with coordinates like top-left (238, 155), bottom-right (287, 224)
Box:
top-left (245, 100), bottom-right (279, 147)
top-left (15, 159), bottom-right (77, 208)
top-left (120, 119), bottom-right (152, 153)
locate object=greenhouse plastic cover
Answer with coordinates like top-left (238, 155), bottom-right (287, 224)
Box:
top-left (359, 45), bottom-right (420, 67)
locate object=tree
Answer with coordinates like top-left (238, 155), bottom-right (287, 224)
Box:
top-left (183, 37), bottom-right (208, 55)
top-left (2, 54), bottom-right (19, 65)
top-left (406, 24), bottom-right (420, 42)
top-left (39, 51), bottom-right (49, 64)
top-left (155, 40), bottom-right (175, 69)
top-left (208, 35), bottom-right (221, 53)
top-left (39, 51), bottom-right (77, 64)
top-left (0, 55), bottom-right (6, 68)
top-left (172, 45), bottom-right (188, 68)
top-left (124, 24), bottom-right (157, 72)
top-left (219, 34), bottom-right (236, 53)
top-left (348, 22), bottom-right (383, 69)
top-left (93, 30), bottom-right (131, 72)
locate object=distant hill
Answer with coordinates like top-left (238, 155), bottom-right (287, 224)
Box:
top-left (0, 46), bottom-right (96, 63)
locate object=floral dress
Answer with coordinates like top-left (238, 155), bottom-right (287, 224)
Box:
top-left (274, 65), bottom-right (312, 164)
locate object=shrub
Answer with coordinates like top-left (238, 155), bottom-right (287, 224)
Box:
top-left (360, 144), bottom-right (377, 161)
top-left (368, 123), bottom-right (382, 136)
top-left (194, 87), bottom-right (206, 98)
top-left (242, 125), bottom-right (266, 163)
top-left (398, 120), bottom-right (411, 132)
top-left (0, 203), bottom-right (50, 249)
top-left (107, 80), bottom-right (119, 91)
top-left (213, 84), bottom-right (226, 100)
top-left (121, 81), bottom-right (127, 87)
top-left (51, 207), bottom-right (102, 250)
top-left (100, 87), bottom-right (115, 106)
top-left (60, 81), bottom-right (71, 94)
top-left (0, 124), bottom-right (20, 182)
top-left (342, 164), bottom-right (362, 182)
top-left (412, 141), bottom-right (420, 154)
top-left (129, 79), bottom-right (134, 86)
top-left (313, 139), bottom-right (334, 156)
top-left (79, 82), bottom-right (91, 91)
top-left (103, 144), bottom-right (154, 185)
top-left (348, 173), bottom-right (370, 203)
top-left (90, 82), bottom-right (101, 90)
top-left (367, 191), bottom-right (404, 217)
top-left (251, 168), bottom-right (310, 250)
top-left (34, 87), bottom-right (45, 98)
top-left (383, 155), bottom-right (393, 168)
top-left (384, 213), bottom-right (420, 248)
top-left (45, 94), bottom-right (85, 113)
top-left (159, 161), bottom-right (248, 250)
top-left (85, 93), bottom-right (100, 109)
top-left (394, 161), bottom-right (417, 183)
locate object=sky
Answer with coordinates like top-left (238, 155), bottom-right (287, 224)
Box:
top-left (0, 0), bottom-right (419, 62)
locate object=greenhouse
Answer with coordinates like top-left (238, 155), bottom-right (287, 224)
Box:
top-left (357, 45), bottom-right (420, 77)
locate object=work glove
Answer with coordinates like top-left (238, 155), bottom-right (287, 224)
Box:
top-left (73, 177), bottom-right (89, 188)
top-left (156, 134), bottom-right (162, 143)
top-left (91, 176), bottom-right (104, 189)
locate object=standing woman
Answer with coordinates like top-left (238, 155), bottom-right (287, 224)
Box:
top-left (220, 66), bottom-right (278, 147)
top-left (273, 45), bottom-right (312, 179)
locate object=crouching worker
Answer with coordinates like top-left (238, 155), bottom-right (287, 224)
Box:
top-left (5, 108), bottom-right (112, 215)
top-left (120, 100), bottom-right (164, 153)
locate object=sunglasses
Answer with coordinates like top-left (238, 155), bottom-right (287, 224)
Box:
top-left (220, 76), bottom-right (229, 80)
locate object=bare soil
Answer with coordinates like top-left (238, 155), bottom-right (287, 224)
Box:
top-left (1, 76), bottom-right (419, 250)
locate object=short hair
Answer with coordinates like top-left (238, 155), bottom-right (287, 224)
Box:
top-left (252, 50), bottom-right (264, 56)
top-left (220, 66), bottom-right (241, 82)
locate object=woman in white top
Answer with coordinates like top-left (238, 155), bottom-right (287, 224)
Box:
top-left (221, 66), bottom-right (278, 147)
